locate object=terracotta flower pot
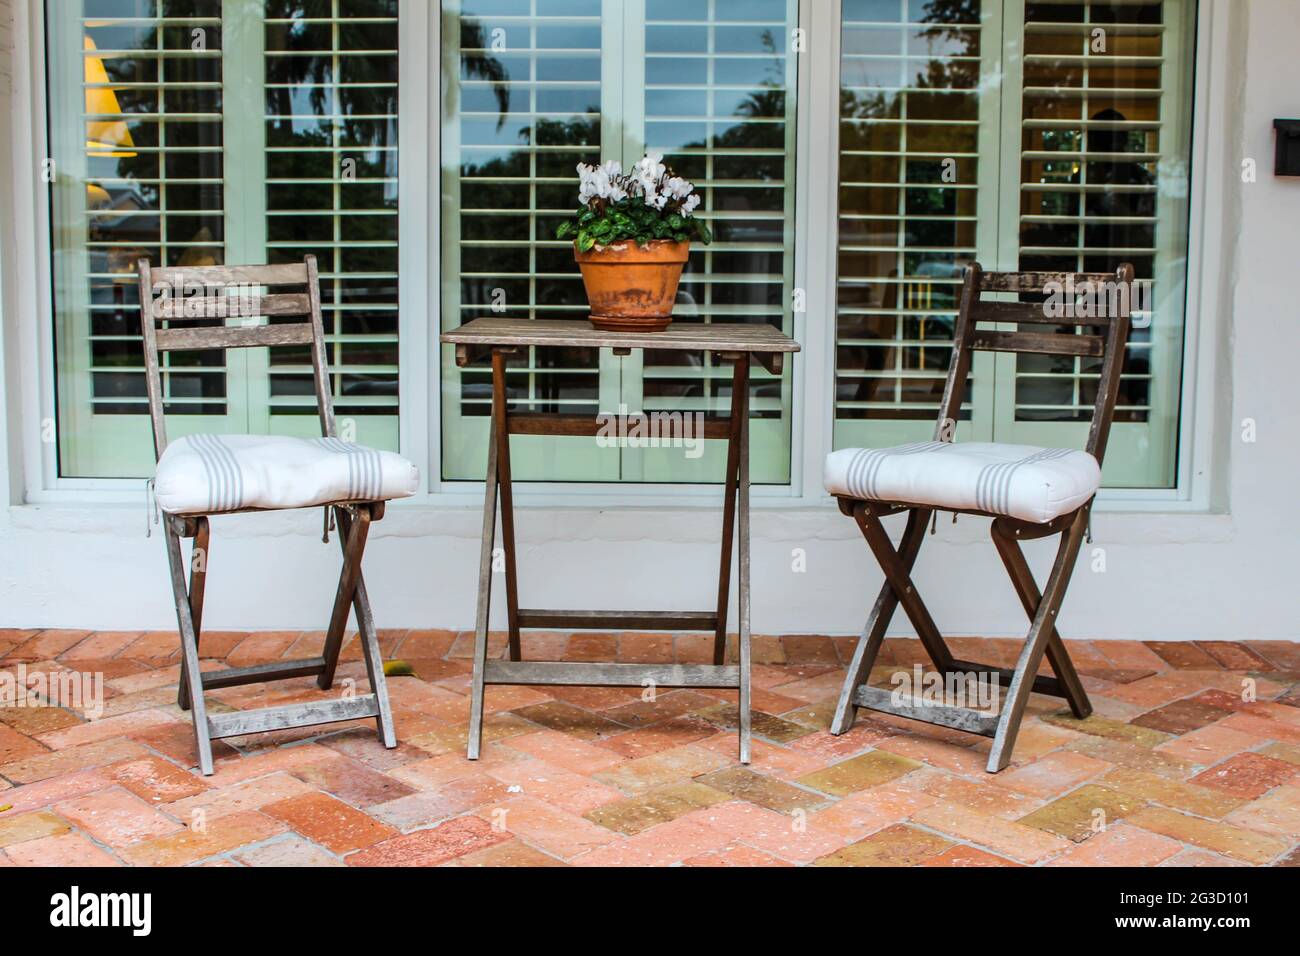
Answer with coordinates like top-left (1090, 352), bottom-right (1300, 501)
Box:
top-left (575, 239), bottom-right (690, 332)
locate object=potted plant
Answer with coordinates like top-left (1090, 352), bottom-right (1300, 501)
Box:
top-left (556, 154), bottom-right (712, 332)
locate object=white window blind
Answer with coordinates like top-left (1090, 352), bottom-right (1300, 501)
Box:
top-left (263, 0), bottom-right (400, 447)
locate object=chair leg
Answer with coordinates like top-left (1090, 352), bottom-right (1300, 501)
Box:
top-left (986, 510), bottom-right (1090, 772)
top-left (164, 522), bottom-right (214, 775)
top-left (177, 516), bottom-right (209, 712)
top-left (830, 507), bottom-right (929, 735)
top-left (991, 518), bottom-right (1092, 720)
top-left (317, 505), bottom-right (372, 691)
top-left (335, 506), bottom-right (397, 749)
top-left (713, 358), bottom-right (747, 666)
top-left (735, 359), bottom-right (752, 764)
top-left (467, 413), bottom-right (500, 761)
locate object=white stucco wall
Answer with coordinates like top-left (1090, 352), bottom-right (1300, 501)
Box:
top-left (0, 0), bottom-right (1296, 640)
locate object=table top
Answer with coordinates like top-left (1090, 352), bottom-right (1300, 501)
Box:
top-left (441, 317), bottom-right (801, 355)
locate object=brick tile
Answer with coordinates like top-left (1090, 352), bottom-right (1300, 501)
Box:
top-left (507, 730), bottom-right (627, 775)
top-left (1218, 711), bottom-right (1300, 745)
top-left (485, 757), bottom-right (624, 815)
top-left (573, 815), bottom-right (732, 867)
top-left (780, 635), bottom-right (839, 666)
top-left (603, 690), bottom-right (717, 728)
top-left (813, 823), bottom-right (954, 867)
top-left (1100, 767), bottom-right (1245, 819)
top-left (12, 630), bottom-right (93, 660)
top-left (1259, 741), bottom-right (1300, 766)
top-left (692, 801), bottom-right (846, 863)
top-left (681, 842), bottom-right (793, 867)
top-left (61, 631), bottom-right (144, 661)
top-left (1158, 848), bottom-right (1249, 867)
top-left (475, 797), bottom-right (619, 860)
top-left (0, 809), bottom-right (70, 847)
top-left (565, 633), bottom-right (619, 662)
top-left (597, 717), bottom-right (717, 760)
top-left (1146, 642), bottom-right (1220, 669)
top-left (1041, 711), bottom-right (1171, 747)
top-left (875, 735), bottom-right (989, 776)
top-left (0, 702), bottom-right (84, 737)
top-left (903, 771), bottom-right (1039, 820)
top-left (121, 810), bottom-right (287, 866)
top-left (264, 791), bottom-right (398, 853)
top-left (585, 782), bottom-right (730, 835)
top-left (1156, 724), bottom-right (1266, 766)
top-left (1196, 641), bottom-right (1273, 671)
top-left (36, 708), bottom-right (180, 750)
top-left (591, 745), bottom-right (731, 795)
top-left (617, 633), bottom-right (675, 664)
top-left (1063, 735), bottom-right (1197, 779)
top-left (1094, 641), bottom-right (1169, 671)
top-left (118, 631), bottom-right (182, 662)
top-left (784, 718), bottom-right (897, 761)
top-left (1045, 822), bottom-right (1184, 867)
top-left (451, 839), bottom-right (566, 867)
top-left (695, 766), bottom-right (826, 813)
top-left (395, 629), bottom-right (458, 659)
top-left (911, 800), bottom-right (1072, 864)
top-left (348, 815), bottom-right (509, 867)
top-left (1246, 641), bottom-right (1300, 672)
top-left (991, 751), bottom-right (1112, 798)
top-left (369, 775), bottom-right (513, 830)
top-left (693, 703), bottom-right (815, 744)
top-left (1132, 698), bottom-right (1234, 735)
top-left (235, 835), bottom-right (344, 867)
top-left (797, 750), bottom-right (921, 797)
top-left (0, 737), bottom-right (148, 784)
top-left (1191, 752), bottom-right (1299, 799)
top-left (1128, 807), bottom-right (1289, 864)
top-left (807, 779), bottom-right (938, 838)
top-left (388, 748), bottom-right (521, 791)
top-left (1223, 784), bottom-right (1300, 840)
top-left (510, 700), bottom-right (627, 740)
top-left (5, 832), bottom-right (120, 867)
top-left (56, 786), bottom-right (184, 847)
top-left (695, 736), bottom-right (830, 781)
top-left (922, 845), bottom-right (1020, 867)
top-left (545, 685), bottom-right (642, 710)
top-left (288, 754), bottom-right (417, 808)
top-left (0, 724), bottom-right (49, 764)
top-left (1016, 784), bottom-right (1147, 843)
top-left (128, 721), bottom-right (239, 768)
top-left (169, 772), bottom-right (318, 823)
top-left (226, 632), bottom-right (300, 666)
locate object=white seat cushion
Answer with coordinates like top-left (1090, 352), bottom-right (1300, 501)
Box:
top-left (824, 441), bottom-right (1100, 524)
top-left (155, 434), bottom-right (420, 515)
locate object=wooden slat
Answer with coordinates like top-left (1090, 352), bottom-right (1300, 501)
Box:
top-left (979, 270), bottom-right (1120, 293)
top-left (968, 329), bottom-right (1104, 358)
top-left (150, 263), bottom-right (308, 286)
top-left (507, 413), bottom-right (733, 440)
top-left (206, 695), bottom-right (379, 739)
top-left (152, 292), bottom-right (311, 321)
top-left (972, 300), bottom-right (1112, 327)
top-left (442, 317), bottom-right (800, 357)
top-left (853, 686), bottom-right (1000, 736)
top-left (515, 609), bottom-right (719, 631)
top-left (484, 661), bottom-right (740, 688)
top-left (154, 323), bottom-right (315, 352)
top-left (199, 658), bottom-right (327, 691)
top-left (947, 659), bottom-right (1069, 700)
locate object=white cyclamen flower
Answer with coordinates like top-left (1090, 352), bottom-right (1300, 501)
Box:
top-left (680, 193), bottom-right (701, 216)
top-left (664, 176), bottom-right (694, 201)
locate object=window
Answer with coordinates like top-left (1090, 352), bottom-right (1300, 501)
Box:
top-left (439, 0), bottom-right (799, 483)
top-left (46, 0), bottom-right (400, 478)
top-left (833, 0), bottom-right (1196, 488)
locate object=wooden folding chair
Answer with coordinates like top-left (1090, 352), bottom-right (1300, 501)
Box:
top-left (136, 256), bottom-right (415, 775)
top-left (826, 263), bottom-right (1134, 772)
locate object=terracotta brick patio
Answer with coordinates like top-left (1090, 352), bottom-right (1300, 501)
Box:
top-left (1, 629), bottom-right (1298, 867)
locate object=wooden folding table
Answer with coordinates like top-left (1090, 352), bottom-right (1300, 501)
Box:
top-left (441, 317), bottom-right (800, 764)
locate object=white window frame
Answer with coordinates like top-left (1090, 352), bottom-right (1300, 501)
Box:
top-left (6, 0), bottom-right (1228, 516)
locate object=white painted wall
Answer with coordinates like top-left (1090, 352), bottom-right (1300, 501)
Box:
top-left (0, 1), bottom-right (1296, 640)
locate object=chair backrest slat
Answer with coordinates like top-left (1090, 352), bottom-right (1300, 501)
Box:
top-left (937, 262), bottom-right (1135, 466)
top-left (154, 323), bottom-right (317, 352)
top-left (968, 329), bottom-right (1105, 359)
top-left (152, 292), bottom-right (312, 322)
top-left (149, 263), bottom-right (308, 287)
top-left (137, 256), bottom-right (337, 459)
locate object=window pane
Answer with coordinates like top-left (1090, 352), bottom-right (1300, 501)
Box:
top-left (834, 0), bottom-right (985, 438)
top-left (50, 0), bottom-right (229, 477)
top-left (263, 0), bottom-right (400, 447)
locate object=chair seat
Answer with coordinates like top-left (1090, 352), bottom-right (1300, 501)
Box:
top-left (824, 441), bottom-right (1100, 524)
top-left (155, 434), bottom-right (420, 516)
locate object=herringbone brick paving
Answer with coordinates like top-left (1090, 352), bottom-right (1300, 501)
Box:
top-left (1, 628), bottom-right (1298, 867)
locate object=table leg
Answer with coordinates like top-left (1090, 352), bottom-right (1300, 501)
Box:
top-left (713, 360), bottom-right (746, 666)
top-left (492, 350), bottom-right (522, 662)
top-left (467, 396), bottom-right (502, 761)
top-left (735, 358), bottom-right (752, 764)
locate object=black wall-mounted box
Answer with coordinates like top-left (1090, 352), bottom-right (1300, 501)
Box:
top-left (1275, 119), bottom-right (1300, 176)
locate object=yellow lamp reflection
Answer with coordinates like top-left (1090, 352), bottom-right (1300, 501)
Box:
top-left (84, 36), bottom-right (135, 157)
